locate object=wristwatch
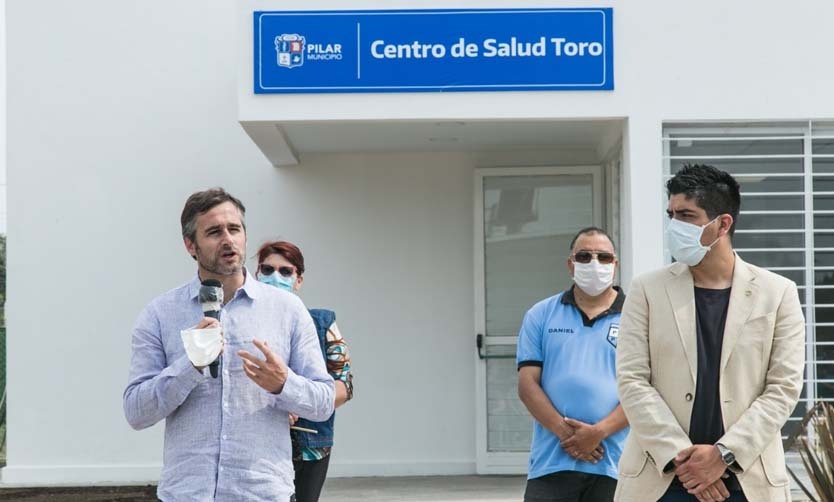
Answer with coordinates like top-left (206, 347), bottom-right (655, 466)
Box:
top-left (715, 443), bottom-right (735, 466)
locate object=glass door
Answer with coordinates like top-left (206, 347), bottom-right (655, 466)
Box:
top-left (474, 166), bottom-right (603, 473)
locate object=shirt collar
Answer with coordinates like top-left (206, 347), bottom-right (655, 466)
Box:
top-left (561, 285), bottom-right (625, 314)
top-left (239, 267), bottom-right (260, 300)
top-left (187, 267), bottom-right (260, 302)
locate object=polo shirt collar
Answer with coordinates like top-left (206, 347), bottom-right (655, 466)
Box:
top-left (561, 285), bottom-right (625, 318)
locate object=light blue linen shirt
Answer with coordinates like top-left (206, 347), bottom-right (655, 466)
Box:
top-left (123, 270), bottom-right (334, 502)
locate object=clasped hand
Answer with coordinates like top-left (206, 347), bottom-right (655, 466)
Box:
top-left (559, 418), bottom-right (605, 464)
top-left (674, 445), bottom-right (729, 502)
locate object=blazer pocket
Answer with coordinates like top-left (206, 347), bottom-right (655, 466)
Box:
top-left (760, 456), bottom-right (790, 487)
top-left (760, 438), bottom-right (790, 487)
top-left (618, 445), bottom-right (649, 478)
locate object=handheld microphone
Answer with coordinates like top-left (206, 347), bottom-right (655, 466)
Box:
top-left (199, 279), bottom-right (223, 378)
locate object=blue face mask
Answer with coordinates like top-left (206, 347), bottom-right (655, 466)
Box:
top-left (258, 272), bottom-right (296, 292)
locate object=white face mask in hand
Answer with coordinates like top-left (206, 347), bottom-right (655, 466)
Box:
top-left (573, 260), bottom-right (615, 297)
top-left (180, 326), bottom-right (223, 367)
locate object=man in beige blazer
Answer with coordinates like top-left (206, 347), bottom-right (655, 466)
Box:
top-left (615, 164), bottom-right (805, 502)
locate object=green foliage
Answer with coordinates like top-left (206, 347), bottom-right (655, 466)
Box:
top-left (788, 402), bottom-right (834, 502)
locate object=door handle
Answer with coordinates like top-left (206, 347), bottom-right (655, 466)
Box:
top-left (476, 333), bottom-right (516, 360)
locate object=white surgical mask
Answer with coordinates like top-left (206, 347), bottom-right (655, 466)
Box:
top-left (180, 326), bottom-right (223, 367)
top-left (666, 216), bottom-right (721, 266)
top-left (573, 260), bottom-right (615, 297)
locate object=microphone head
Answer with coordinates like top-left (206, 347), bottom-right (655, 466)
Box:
top-left (199, 279), bottom-right (224, 304)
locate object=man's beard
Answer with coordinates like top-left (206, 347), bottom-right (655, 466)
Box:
top-left (195, 243), bottom-right (245, 276)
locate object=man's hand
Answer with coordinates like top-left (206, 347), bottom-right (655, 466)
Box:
top-left (675, 445), bottom-right (726, 495)
top-left (192, 317), bottom-right (222, 373)
top-left (560, 418), bottom-right (605, 464)
top-left (238, 339), bottom-right (288, 393)
top-left (693, 478), bottom-right (730, 502)
top-left (553, 417), bottom-right (575, 442)
top-left (289, 413), bottom-right (299, 426)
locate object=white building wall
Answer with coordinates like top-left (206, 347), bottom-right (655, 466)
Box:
top-left (4, 0), bottom-right (278, 484)
top-left (4, 0), bottom-right (834, 486)
top-left (239, 0), bottom-right (834, 280)
top-left (256, 152), bottom-right (477, 477)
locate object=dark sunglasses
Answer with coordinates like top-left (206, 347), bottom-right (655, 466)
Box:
top-left (572, 251), bottom-right (616, 265)
top-left (259, 264), bottom-right (295, 277)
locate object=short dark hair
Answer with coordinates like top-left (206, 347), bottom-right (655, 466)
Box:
top-left (256, 240), bottom-right (306, 277)
top-left (569, 227), bottom-right (616, 252)
top-left (180, 187), bottom-right (246, 242)
top-left (666, 164), bottom-right (741, 236)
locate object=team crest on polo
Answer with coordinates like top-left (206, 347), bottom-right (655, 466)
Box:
top-left (607, 323), bottom-right (619, 347)
top-left (275, 34), bottom-right (305, 69)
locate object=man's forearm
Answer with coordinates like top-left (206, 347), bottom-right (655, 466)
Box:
top-left (124, 354), bottom-right (206, 430)
top-left (273, 370), bottom-right (335, 421)
top-left (519, 380), bottom-right (570, 438)
top-left (335, 380), bottom-right (349, 408)
top-left (596, 404), bottom-right (628, 438)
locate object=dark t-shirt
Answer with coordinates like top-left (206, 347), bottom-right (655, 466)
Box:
top-left (690, 286), bottom-right (731, 445)
top-left (670, 287), bottom-right (740, 491)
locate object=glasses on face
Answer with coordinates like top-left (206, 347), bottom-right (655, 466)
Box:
top-left (572, 251), bottom-right (616, 265)
top-left (259, 264), bottom-right (295, 277)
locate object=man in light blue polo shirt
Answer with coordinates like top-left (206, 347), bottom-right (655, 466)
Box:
top-left (517, 227), bottom-right (629, 502)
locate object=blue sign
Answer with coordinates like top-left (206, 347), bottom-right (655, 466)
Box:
top-left (254, 9), bottom-right (613, 94)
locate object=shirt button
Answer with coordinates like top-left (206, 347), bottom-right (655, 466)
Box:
top-left (685, 393), bottom-right (693, 402)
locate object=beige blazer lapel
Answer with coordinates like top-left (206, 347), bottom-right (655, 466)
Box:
top-left (665, 262), bottom-right (698, 384)
top-left (720, 255), bottom-right (758, 373)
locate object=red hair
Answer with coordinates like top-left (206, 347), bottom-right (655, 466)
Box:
top-left (256, 240), bottom-right (306, 276)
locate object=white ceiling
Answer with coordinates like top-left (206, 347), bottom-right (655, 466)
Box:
top-left (280, 119), bottom-right (624, 154)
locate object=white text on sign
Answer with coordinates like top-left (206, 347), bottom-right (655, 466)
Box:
top-left (370, 37), bottom-right (603, 60)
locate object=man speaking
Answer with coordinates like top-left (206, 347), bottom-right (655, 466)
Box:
top-left (123, 188), bottom-right (334, 502)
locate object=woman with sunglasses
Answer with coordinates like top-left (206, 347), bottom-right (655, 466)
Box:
top-left (256, 240), bottom-right (354, 502)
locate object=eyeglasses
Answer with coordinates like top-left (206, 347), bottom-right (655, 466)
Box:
top-left (572, 251), bottom-right (616, 265)
top-left (259, 264), bottom-right (295, 277)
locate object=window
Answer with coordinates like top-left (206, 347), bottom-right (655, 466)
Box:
top-left (663, 122), bottom-right (834, 440)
